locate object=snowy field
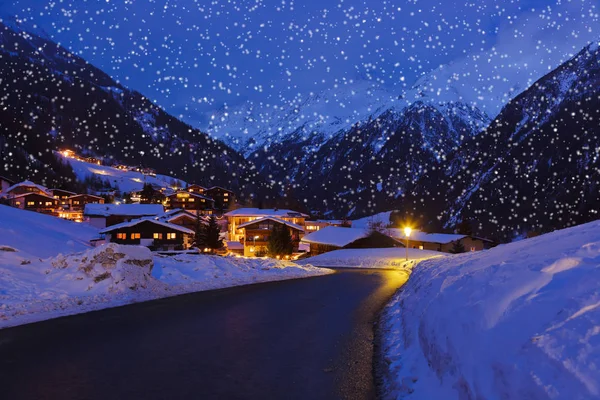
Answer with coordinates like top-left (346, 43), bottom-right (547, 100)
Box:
top-left (59, 154), bottom-right (186, 193)
top-left (298, 248), bottom-right (444, 270)
top-left (0, 244), bottom-right (332, 329)
top-left (380, 220), bottom-right (600, 399)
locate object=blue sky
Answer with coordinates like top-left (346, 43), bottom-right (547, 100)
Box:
top-left (1, 0), bottom-right (598, 126)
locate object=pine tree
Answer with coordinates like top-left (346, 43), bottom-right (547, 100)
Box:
top-left (449, 240), bottom-right (466, 254)
top-left (205, 215), bottom-right (223, 251)
top-left (267, 223), bottom-right (294, 257)
top-left (194, 213), bottom-right (208, 249)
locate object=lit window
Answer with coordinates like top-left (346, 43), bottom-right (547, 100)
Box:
top-left (27, 201), bottom-right (35, 206)
top-left (131, 233), bottom-right (141, 240)
top-left (470, 247), bottom-right (476, 252)
top-left (167, 233), bottom-right (177, 240)
top-left (419, 245), bottom-right (424, 250)
top-left (116, 233), bottom-right (126, 240)
top-left (45, 202), bottom-right (53, 206)
top-left (153, 233), bottom-right (163, 239)
top-left (188, 198), bottom-right (195, 202)
top-left (224, 193), bottom-right (229, 197)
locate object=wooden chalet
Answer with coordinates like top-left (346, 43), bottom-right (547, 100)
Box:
top-left (50, 189), bottom-right (77, 207)
top-left (166, 191), bottom-right (214, 213)
top-left (224, 208), bottom-right (308, 242)
top-left (388, 229), bottom-right (494, 253)
top-left (157, 209), bottom-right (202, 231)
top-left (2, 181), bottom-right (52, 198)
top-left (238, 217), bottom-right (304, 257)
top-left (99, 219), bottom-right (194, 251)
top-left (69, 194), bottom-right (104, 210)
top-left (205, 186), bottom-right (235, 211)
top-left (186, 184), bottom-right (207, 195)
top-left (301, 227), bottom-right (402, 256)
top-left (7, 192), bottom-right (59, 215)
top-left (84, 204), bottom-right (165, 229)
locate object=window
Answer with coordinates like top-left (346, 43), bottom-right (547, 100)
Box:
top-left (223, 193), bottom-right (229, 197)
top-left (116, 233), bottom-right (126, 240)
top-left (73, 201), bottom-right (80, 205)
top-left (167, 233), bottom-right (177, 240)
top-left (418, 245), bottom-right (424, 250)
top-left (45, 202), bottom-right (53, 206)
top-left (131, 233), bottom-right (141, 240)
top-left (188, 198), bottom-right (194, 202)
top-left (153, 233), bottom-right (163, 240)
top-left (27, 201), bottom-right (35, 206)
top-left (470, 247), bottom-right (476, 252)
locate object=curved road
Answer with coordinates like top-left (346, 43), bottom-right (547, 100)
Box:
top-left (0, 269), bottom-right (407, 400)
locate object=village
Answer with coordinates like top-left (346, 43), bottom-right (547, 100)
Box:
top-left (0, 149), bottom-right (494, 260)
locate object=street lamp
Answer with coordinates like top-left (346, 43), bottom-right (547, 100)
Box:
top-left (253, 235), bottom-right (260, 256)
top-left (404, 227), bottom-right (412, 261)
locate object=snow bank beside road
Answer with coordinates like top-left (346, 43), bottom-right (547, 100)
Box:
top-left (298, 248), bottom-right (443, 270)
top-left (0, 244), bottom-right (332, 329)
top-left (381, 220), bottom-right (600, 399)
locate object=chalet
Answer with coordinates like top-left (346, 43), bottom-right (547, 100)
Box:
top-left (224, 208), bottom-right (309, 242)
top-left (301, 226), bottom-right (403, 256)
top-left (166, 191), bottom-right (214, 213)
top-left (50, 189), bottom-right (77, 206)
top-left (0, 176), bottom-right (15, 194)
top-left (205, 186), bottom-right (235, 211)
top-left (237, 217), bottom-right (304, 257)
top-left (84, 203), bottom-right (164, 229)
top-left (157, 209), bottom-right (202, 232)
top-left (186, 184), bottom-right (207, 195)
top-left (99, 219), bottom-right (194, 251)
top-left (305, 219), bottom-right (351, 232)
top-left (2, 181), bottom-right (52, 198)
top-left (388, 229), bottom-right (494, 253)
top-left (69, 194), bottom-right (104, 210)
top-left (7, 192), bottom-right (59, 215)
top-left (131, 185), bottom-right (166, 204)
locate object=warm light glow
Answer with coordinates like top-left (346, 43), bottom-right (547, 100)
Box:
top-left (404, 227), bottom-right (412, 237)
top-left (254, 235), bottom-right (260, 239)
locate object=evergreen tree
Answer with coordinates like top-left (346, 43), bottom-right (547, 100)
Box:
top-left (267, 223), bottom-right (294, 257)
top-left (205, 215), bottom-right (224, 251)
top-left (449, 240), bottom-right (466, 254)
top-left (140, 183), bottom-right (158, 204)
top-left (194, 213), bottom-right (208, 249)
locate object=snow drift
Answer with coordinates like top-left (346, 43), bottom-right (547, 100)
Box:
top-left (381, 220), bottom-right (600, 399)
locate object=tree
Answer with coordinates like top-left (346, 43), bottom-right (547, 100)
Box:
top-left (455, 219), bottom-right (473, 236)
top-left (449, 240), bottom-right (466, 254)
top-left (193, 213), bottom-right (208, 249)
top-left (267, 223), bottom-right (294, 257)
top-left (140, 183), bottom-right (160, 204)
top-left (340, 217), bottom-right (352, 228)
top-left (205, 215), bottom-right (224, 251)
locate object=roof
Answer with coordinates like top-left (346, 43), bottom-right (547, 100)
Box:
top-left (301, 227), bottom-right (371, 247)
top-left (388, 229), bottom-right (467, 244)
top-left (68, 193), bottom-right (104, 200)
top-left (206, 186), bottom-right (234, 193)
top-left (49, 189), bottom-right (77, 195)
top-left (168, 191), bottom-right (214, 201)
top-left (225, 241), bottom-right (244, 250)
top-left (238, 216), bottom-right (305, 232)
top-left (99, 218), bottom-right (195, 235)
top-left (84, 203), bottom-right (164, 217)
top-left (0, 176), bottom-right (15, 184)
top-left (3, 181), bottom-right (52, 196)
top-left (224, 208), bottom-right (309, 218)
top-left (9, 192), bottom-right (57, 200)
top-left (157, 209), bottom-right (204, 223)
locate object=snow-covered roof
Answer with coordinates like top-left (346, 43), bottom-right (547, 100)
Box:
top-left (84, 203), bottom-right (164, 217)
top-left (207, 186), bottom-right (234, 192)
top-left (168, 191), bottom-right (214, 201)
top-left (68, 193), bottom-right (103, 200)
top-left (224, 208), bottom-right (309, 218)
top-left (49, 188), bottom-right (77, 196)
top-left (99, 218), bottom-right (194, 235)
top-left (225, 241), bottom-right (244, 250)
top-left (158, 209), bottom-right (204, 223)
top-left (9, 192), bottom-right (57, 200)
top-left (388, 229), bottom-right (467, 244)
top-left (3, 181), bottom-right (52, 196)
top-left (237, 216), bottom-right (305, 232)
top-left (301, 227), bottom-right (371, 247)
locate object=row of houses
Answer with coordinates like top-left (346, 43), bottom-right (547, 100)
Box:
top-left (129, 183), bottom-right (235, 212)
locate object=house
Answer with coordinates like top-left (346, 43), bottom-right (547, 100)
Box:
top-left (50, 189), bottom-right (77, 206)
top-left (68, 194), bottom-right (104, 210)
top-left (7, 192), bottom-right (59, 214)
top-left (186, 184), bottom-right (207, 195)
top-left (305, 219), bottom-right (351, 232)
top-left (205, 186), bottom-right (235, 211)
top-left (224, 208), bottom-right (309, 241)
top-left (2, 180), bottom-right (52, 198)
top-left (301, 226), bottom-right (403, 256)
top-left (157, 209), bottom-right (202, 231)
top-left (131, 185), bottom-right (166, 204)
top-left (237, 217), bottom-right (304, 257)
top-left (166, 191), bottom-right (214, 213)
top-left (388, 229), bottom-right (493, 253)
top-left (99, 218), bottom-right (194, 251)
top-left (0, 176), bottom-right (15, 193)
top-left (84, 203), bottom-right (165, 229)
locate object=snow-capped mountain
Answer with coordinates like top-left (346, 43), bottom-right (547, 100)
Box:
top-left (0, 23), bottom-right (273, 200)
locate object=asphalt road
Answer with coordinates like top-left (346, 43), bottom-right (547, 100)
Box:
top-left (0, 269), bottom-right (408, 400)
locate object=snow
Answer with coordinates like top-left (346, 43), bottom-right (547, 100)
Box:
top-left (84, 203), bottom-right (164, 217)
top-left (352, 211), bottom-right (393, 229)
top-left (59, 154), bottom-right (186, 193)
top-left (99, 218), bottom-right (195, 235)
top-left (0, 205), bottom-right (99, 258)
top-left (381, 220), bottom-right (600, 399)
top-left (1, 180), bottom-right (52, 197)
top-left (388, 229), bottom-right (467, 244)
top-left (0, 243), bottom-right (333, 329)
top-left (301, 227), bottom-right (370, 247)
top-left (298, 248), bottom-right (444, 269)
top-left (238, 216), bottom-right (305, 232)
top-left (224, 208), bottom-right (309, 218)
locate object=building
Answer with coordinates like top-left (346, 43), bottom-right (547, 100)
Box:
top-left (205, 186), bottom-right (235, 211)
top-left (186, 184), bottom-right (207, 195)
top-left (99, 219), bottom-right (194, 251)
top-left (50, 189), bottom-right (77, 207)
top-left (237, 217), bottom-right (304, 257)
top-left (0, 176), bottom-right (15, 194)
top-left (301, 226), bottom-right (403, 256)
top-left (166, 191), bottom-right (214, 213)
top-left (131, 185), bottom-right (166, 204)
top-left (157, 209), bottom-right (202, 232)
top-left (2, 180), bottom-right (52, 198)
top-left (305, 219), bottom-right (351, 232)
top-left (7, 192), bottom-right (59, 214)
top-left (68, 194), bottom-right (104, 210)
top-left (224, 208), bottom-right (309, 242)
top-left (84, 203), bottom-right (165, 229)
top-left (388, 229), bottom-right (493, 253)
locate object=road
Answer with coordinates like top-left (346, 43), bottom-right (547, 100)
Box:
top-left (0, 269), bottom-right (408, 400)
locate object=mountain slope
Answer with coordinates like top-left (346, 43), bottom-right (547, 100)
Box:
top-left (0, 23), bottom-right (272, 200)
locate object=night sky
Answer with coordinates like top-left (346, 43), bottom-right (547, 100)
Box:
top-left (1, 0), bottom-right (598, 126)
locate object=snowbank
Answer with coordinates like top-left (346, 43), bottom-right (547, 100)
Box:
top-left (0, 244), bottom-right (332, 329)
top-left (0, 205), bottom-right (99, 257)
top-left (298, 248), bottom-right (444, 270)
top-left (381, 220), bottom-right (600, 399)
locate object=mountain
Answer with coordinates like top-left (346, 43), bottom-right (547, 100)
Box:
top-left (401, 42), bottom-right (600, 240)
top-left (0, 23), bottom-right (273, 201)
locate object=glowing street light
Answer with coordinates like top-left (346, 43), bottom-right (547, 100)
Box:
top-left (404, 227), bottom-right (412, 261)
top-left (253, 235), bottom-right (260, 256)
